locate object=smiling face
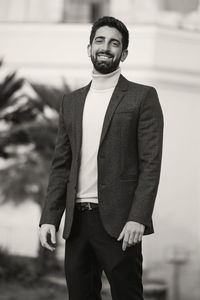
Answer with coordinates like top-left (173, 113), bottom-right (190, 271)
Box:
top-left (88, 26), bottom-right (128, 74)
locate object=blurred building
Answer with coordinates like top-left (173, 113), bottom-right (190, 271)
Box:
top-left (0, 0), bottom-right (200, 24)
top-left (0, 1), bottom-right (200, 300)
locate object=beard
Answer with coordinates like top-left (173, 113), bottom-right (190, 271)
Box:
top-left (91, 51), bottom-right (121, 74)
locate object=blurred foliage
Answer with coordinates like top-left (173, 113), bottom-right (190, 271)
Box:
top-left (0, 60), bottom-right (71, 270)
top-left (30, 81), bottom-right (69, 112)
top-left (0, 60), bottom-right (71, 206)
top-left (0, 282), bottom-right (67, 300)
top-left (0, 98), bottom-right (44, 124)
top-left (0, 121), bottom-right (57, 160)
top-left (0, 151), bottom-right (49, 206)
top-left (0, 247), bottom-right (67, 300)
top-left (0, 247), bottom-right (63, 283)
top-left (0, 247), bottom-right (39, 284)
top-left (0, 60), bottom-right (24, 110)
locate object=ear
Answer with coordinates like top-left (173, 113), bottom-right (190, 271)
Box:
top-left (120, 49), bottom-right (128, 62)
top-left (87, 44), bottom-right (91, 57)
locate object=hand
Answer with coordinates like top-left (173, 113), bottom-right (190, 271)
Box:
top-left (117, 221), bottom-right (145, 251)
top-left (39, 224), bottom-right (57, 252)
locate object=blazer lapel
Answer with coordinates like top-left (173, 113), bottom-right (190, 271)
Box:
top-left (99, 74), bottom-right (129, 148)
top-left (74, 82), bottom-right (91, 159)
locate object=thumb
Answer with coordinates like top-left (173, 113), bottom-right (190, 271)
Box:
top-left (117, 229), bottom-right (124, 241)
top-left (50, 227), bottom-right (56, 244)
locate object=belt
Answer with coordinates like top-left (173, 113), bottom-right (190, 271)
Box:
top-left (75, 202), bottom-right (99, 212)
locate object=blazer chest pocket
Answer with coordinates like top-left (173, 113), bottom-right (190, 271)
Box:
top-left (115, 106), bottom-right (138, 114)
top-left (113, 107), bottom-right (138, 129)
top-left (114, 105), bottom-right (139, 125)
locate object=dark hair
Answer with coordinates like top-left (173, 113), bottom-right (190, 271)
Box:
top-left (90, 16), bottom-right (129, 50)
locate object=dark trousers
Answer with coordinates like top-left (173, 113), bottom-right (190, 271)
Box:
top-left (64, 207), bottom-right (144, 300)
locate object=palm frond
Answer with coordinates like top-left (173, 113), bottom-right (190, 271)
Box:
top-left (30, 81), bottom-right (70, 112)
top-left (0, 72), bottom-right (24, 109)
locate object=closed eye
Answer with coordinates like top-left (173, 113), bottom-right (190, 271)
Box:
top-left (95, 37), bottom-right (104, 44)
top-left (112, 41), bottom-right (120, 46)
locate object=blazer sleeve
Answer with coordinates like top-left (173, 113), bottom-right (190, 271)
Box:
top-left (127, 87), bottom-right (164, 228)
top-left (39, 95), bottom-right (72, 231)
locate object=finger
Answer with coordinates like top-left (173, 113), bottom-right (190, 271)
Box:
top-left (122, 231), bottom-right (129, 251)
top-left (42, 242), bottom-right (55, 252)
top-left (127, 232), bottom-right (135, 246)
top-left (117, 229), bottom-right (125, 241)
top-left (50, 228), bottom-right (56, 245)
top-left (133, 232), bottom-right (140, 244)
top-left (40, 232), bottom-right (55, 251)
top-left (138, 232), bottom-right (143, 242)
top-left (38, 231), bottom-right (43, 246)
top-left (39, 229), bottom-right (51, 249)
top-left (40, 230), bottom-right (48, 246)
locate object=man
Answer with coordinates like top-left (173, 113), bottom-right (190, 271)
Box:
top-left (39, 16), bottom-right (164, 300)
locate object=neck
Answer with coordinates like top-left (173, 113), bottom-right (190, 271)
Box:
top-left (91, 68), bottom-right (121, 90)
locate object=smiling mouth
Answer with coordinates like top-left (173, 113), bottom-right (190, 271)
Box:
top-left (97, 54), bottom-right (113, 61)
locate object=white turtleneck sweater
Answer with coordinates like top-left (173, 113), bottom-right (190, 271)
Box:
top-left (76, 68), bottom-right (121, 203)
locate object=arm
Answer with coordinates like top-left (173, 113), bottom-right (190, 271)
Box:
top-left (128, 87), bottom-right (164, 226)
top-left (39, 95), bottom-right (72, 231)
top-left (118, 87), bottom-right (164, 250)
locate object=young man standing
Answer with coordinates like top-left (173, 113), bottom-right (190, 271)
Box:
top-left (39, 16), bottom-right (164, 300)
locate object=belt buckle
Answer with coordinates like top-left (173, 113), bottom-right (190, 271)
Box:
top-left (86, 202), bottom-right (92, 210)
top-left (79, 202), bottom-right (92, 211)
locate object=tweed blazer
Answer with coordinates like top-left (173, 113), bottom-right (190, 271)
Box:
top-left (40, 74), bottom-right (164, 239)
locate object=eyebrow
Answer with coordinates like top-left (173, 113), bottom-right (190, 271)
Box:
top-left (95, 36), bottom-right (121, 44)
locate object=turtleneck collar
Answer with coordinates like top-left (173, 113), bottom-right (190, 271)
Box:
top-left (91, 68), bottom-right (121, 91)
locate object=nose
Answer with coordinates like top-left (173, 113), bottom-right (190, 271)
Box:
top-left (100, 41), bottom-right (110, 52)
